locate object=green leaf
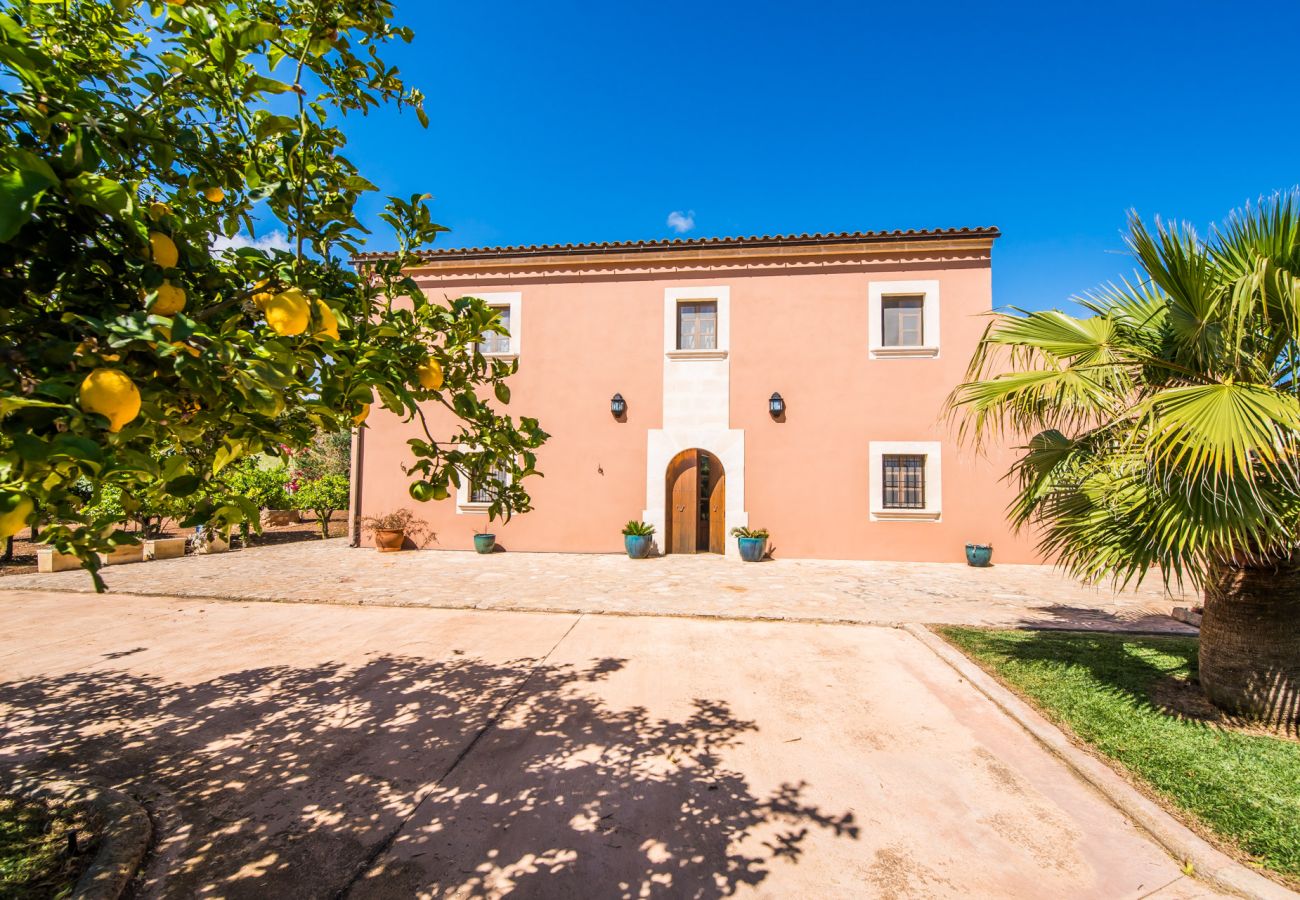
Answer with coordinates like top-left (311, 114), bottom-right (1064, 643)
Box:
top-left (66, 173), bottom-right (135, 221)
top-left (165, 475), bottom-right (203, 497)
top-left (0, 394), bottom-right (72, 416)
top-left (0, 157), bottom-right (58, 241)
top-left (494, 382), bottom-right (511, 405)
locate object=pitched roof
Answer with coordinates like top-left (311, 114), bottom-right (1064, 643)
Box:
top-left (351, 226), bottom-right (999, 263)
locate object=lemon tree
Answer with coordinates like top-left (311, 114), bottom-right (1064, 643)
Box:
top-left (0, 1), bottom-right (547, 586)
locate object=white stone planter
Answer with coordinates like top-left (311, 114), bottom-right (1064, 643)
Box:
top-left (143, 537), bottom-right (187, 561)
top-left (97, 545), bottom-right (144, 566)
top-left (194, 535), bottom-right (229, 555)
top-left (37, 548), bottom-right (81, 573)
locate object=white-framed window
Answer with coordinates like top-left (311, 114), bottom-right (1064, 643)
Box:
top-left (869, 280), bottom-right (940, 358)
top-left (869, 441), bottom-right (941, 521)
top-left (664, 286), bottom-right (729, 359)
top-left (470, 291), bottom-right (522, 359)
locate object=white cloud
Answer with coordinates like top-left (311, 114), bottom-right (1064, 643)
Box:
top-left (212, 229), bottom-right (292, 254)
top-left (666, 210), bottom-right (696, 234)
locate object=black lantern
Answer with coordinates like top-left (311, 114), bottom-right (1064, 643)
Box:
top-left (611, 393), bottom-right (627, 418)
top-left (769, 392), bottom-right (785, 418)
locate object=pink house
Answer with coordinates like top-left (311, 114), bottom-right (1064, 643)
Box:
top-left (350, 227), bottom-right (1041, 563)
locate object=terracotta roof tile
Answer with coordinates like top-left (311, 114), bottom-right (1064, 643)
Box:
top-left (351, 226), bottom-right (999, 262)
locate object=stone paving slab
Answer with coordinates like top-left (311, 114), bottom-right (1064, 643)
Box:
top-left (0, 539), bottom-right (1199, 633)
top-left (0, 591), bottom-right (1216, 898)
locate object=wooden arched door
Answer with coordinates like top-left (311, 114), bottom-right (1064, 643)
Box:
top-left (666, 449), bottom-right (725, 554)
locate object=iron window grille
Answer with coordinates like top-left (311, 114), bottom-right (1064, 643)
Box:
top-left (882, 454), bottom-right (926, 509)
top-left (469, 464), bottom-right (512, 504)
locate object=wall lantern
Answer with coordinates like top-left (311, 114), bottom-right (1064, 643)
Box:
top-left (611, 393), bottom-right (627, 418)
top-left (769, 392), bottom-right (785, 418)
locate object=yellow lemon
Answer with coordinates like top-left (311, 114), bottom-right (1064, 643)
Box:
top-left (353, 403), bottom-right (370, 425)
top-left (416, 357), bottom-right (443, 391)
top-left (0, 492), bottom-right (33, 540)
top-left (203, 186), bottom-right (225, 203)
top-left (251, 279), bottom-right (275, 310)
top-left (314, 300), bottom-right (341, 340)
top-left (148, 201), bottom-right (172, 220)
top-left (264, 288), bottom-right (310, 336)
top-left (79, 368), bottom-right (142, 433)
top-left (149, 281), bottom-right (186, 316)
top-left (149, 231), bottom-right (179, 268)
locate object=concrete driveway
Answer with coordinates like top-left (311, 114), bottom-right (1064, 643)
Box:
top-left (0, 590), bottom-right (1209, 898)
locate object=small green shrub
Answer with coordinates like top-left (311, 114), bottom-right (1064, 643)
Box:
top-left (292, 475), bottom-right (350, 539)
top-left (622, 520), bottom-right (655, 537)
top-left (730, 526), bottom-right (769, 540)
top-left (221, 460), bottom-right (291, 510)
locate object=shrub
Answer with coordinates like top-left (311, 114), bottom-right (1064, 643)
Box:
top-left (297, 431), bottom-right (352, 481)
top-left (221, 460), bottom-right (291, 511)
top-left (292, 475), bottom-right (350, 539)
top-left (730, 526), bottom-right (769, 540)
top-left (622, 520), bottom-right (655, 537)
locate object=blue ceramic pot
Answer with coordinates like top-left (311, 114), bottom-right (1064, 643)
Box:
top-left (624, 534), bottom-right (652, 559)
top-left (473, 533), bottom-right (496, 554)
top-left (965, 543), bottom-right (993, 567)
top-left (738, 536), bottom-right (766, 562)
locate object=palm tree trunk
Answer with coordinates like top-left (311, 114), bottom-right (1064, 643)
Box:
top-left (1200, 561), bottom-right (1300, 731)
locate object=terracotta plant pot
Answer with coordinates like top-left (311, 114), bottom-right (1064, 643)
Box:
top-left (374, 528), bottom-right (405, 552)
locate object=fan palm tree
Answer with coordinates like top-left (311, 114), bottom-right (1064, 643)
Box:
top-left (948, 192), bottom-right (1300, 731)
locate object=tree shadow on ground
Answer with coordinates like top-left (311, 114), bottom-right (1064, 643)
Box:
top-left (1017, 603), bottom-right (1195, 635)
top-left (0, 652), bottom-right (857, 898)
top-left (961, 627), bottom-right (1197, 703)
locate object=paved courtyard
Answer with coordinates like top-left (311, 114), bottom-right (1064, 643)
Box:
top-left (0, 590), bottom-right (1217, 898)
top-left (1, 538), bottom-right (1198, 632)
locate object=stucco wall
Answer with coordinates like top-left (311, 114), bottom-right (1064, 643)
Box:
top-left (353, 247), bottom-right (1043, 563)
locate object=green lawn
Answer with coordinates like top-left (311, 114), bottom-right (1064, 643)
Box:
top-left (937, 627), bottom-right (1300, 884)
top-left (0, 796), bottom-right (91, 899)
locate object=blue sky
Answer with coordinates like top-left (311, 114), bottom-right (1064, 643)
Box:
top-left (344, 1), bottom-right (1300, 311)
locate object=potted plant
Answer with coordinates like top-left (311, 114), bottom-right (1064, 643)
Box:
top-left (362, 509), bottom-right (429, 553)
top-left (965, 543), bottom-right (993, 567)
top-left (473, 526), bottom-right (496, 554)
top-left (731, 526), bottom-right (769, 562)
top-left (622, 521), bottom-right (655, 559)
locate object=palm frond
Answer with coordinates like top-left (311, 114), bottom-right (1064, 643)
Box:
top-left (957, 195), bottom-right (1300, 582)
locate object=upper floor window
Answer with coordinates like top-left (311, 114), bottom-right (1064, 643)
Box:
top-left (868, 280), bottom-right (940, 359)
top-left (478, 304), bottom-right (512, 356)
top-left (881, 296), bottom-right (924, 347)
top-left (881, 454), bottom-right (926, 509)
top-left (676, 301), bottom-right (718, 350)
